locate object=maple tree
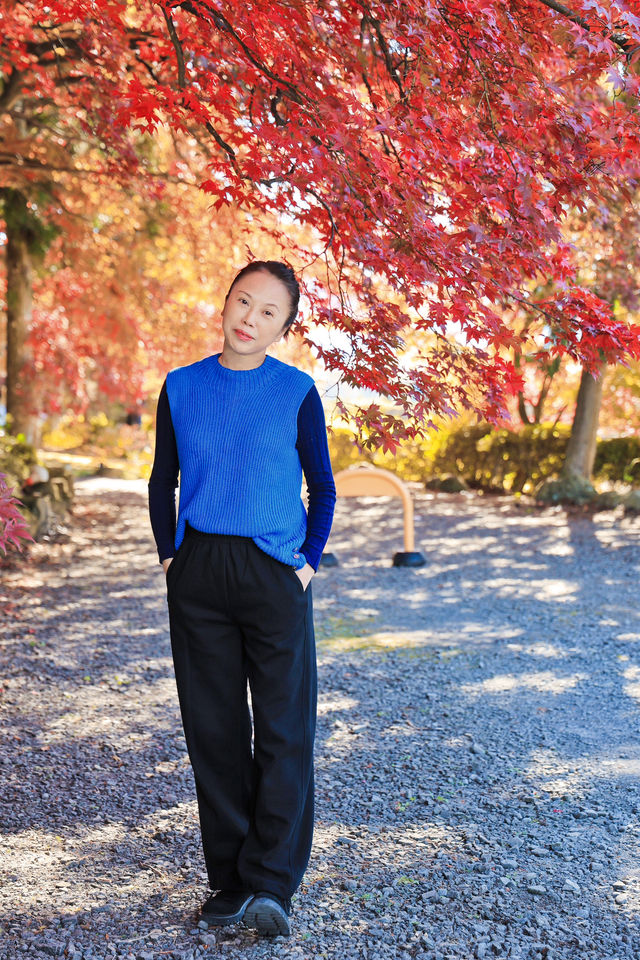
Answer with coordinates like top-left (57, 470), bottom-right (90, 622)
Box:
top-left (126, 0), bottom-right (640, 443)
top-left (3, 0), bottom-right (640, 452)
top-left (18, 165), bottom-right (272, 432)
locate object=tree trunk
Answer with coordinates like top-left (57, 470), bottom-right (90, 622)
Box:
top-left (4, 188), bottom-right (38, 445)
top-left (563, 365), bottom-right (604, 480)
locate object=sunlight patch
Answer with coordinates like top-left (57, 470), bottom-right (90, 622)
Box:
top-left (461, 671), bottom-right (587, 697)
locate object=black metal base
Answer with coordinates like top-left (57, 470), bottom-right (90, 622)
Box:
top-left (319, 552), bottom-right (339, 567)
top-left (393, 551), bottom-right (426, 567)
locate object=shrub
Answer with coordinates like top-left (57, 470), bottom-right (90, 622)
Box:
top-left (430, 423), bottom-right (571, 494)
top-left (328, 420), bottom-right (640, 495)
top-left (594, 437), bottom-right (640, 483)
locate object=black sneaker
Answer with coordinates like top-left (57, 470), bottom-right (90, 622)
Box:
top-left (199, 889), bottom-right (254, 926)
top-left (243, 891), bottom-right (292, 936)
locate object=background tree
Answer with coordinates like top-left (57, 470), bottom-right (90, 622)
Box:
top-left (511, 176), bottom-right (640, 497)
top-left (0, 9), bottom-right (154, 441)
top-left (561, 187), bottom-right (640, 484)
top-left (17, 159), bottom-right (269, 431)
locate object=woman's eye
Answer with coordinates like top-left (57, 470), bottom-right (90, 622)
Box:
top-left (265, 310), bottom-right (273, 317)
top-left (239, 297), bottom-right (248, 304)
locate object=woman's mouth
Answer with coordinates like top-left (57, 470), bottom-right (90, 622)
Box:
top-left (234, 329), bottom-right (254, 342)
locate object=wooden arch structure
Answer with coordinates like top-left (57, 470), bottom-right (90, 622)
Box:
top-left (321, 464), bottom-right (425, 567)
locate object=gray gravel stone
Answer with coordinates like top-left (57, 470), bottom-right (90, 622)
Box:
top-left (1, 481), bottom-right (639, 960)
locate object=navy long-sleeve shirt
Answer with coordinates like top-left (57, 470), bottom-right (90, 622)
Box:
top-left (148, 378), bottom-right (336, 571)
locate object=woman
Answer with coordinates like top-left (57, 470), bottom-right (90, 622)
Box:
top-left (148, 260), bottom-right (336, 937)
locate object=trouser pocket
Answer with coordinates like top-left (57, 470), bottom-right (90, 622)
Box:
top-left (286, 563), bottom-right (307, 594)
top-left (165, 536), bottom-right (190, 590)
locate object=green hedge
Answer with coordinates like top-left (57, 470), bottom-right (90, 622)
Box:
top-left (430, 423), bottom-right (572, 494)
top-left (328, 422), bottom-right (640, 494)
top-left (594, 438), bottom-right (640, 483)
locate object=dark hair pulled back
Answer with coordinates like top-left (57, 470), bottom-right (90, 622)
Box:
top-left (224, 260), bottom-right (300, 334)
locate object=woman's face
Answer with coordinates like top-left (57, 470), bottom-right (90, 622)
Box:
top-left (221, 269), bottom-right (291, 366)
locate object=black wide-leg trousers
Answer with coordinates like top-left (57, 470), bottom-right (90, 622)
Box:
top-left (166, 521), bottom-right (317, 901)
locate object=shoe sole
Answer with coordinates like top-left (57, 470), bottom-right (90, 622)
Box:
top-left (199, 896), bottom-right (253, 927)
top-left (243, 896), bottom-right (291, 937)
top-left (199, 911), bottom-right (244, 927)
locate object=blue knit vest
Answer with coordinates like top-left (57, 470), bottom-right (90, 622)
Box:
top-left (165, 352), bottom-right (315, 568)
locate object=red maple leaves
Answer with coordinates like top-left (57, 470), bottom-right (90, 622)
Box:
top-left (3, 0), bottom-right (640, 436)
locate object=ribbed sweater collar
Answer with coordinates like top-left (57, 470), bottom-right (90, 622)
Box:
top-left (201, 352), bottom-right (280, 389)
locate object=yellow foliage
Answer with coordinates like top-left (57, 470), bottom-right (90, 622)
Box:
top-left (41, 423), bottom-right (87, 450)
top-left (327, 423), bottom-right (448, 480)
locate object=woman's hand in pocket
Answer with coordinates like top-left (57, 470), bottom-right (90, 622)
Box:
top-left (295, 562), bottom-right (315, 591)
top-left (162, 557), bottom-right (174, 576)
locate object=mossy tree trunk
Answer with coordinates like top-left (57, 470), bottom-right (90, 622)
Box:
top-left (563, 365), bottom-right (604, 480)
top-left (535, 365), bottom-right (604, 504)
top-left (3, 187), bottom-right (38, 445)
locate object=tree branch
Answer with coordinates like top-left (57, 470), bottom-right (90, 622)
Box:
top-left (260, 162), bottom-right (296, 186)
top-left (269, 89), bottom-right (287, 127)
top-left (0, 155), bottom-right (198, 184)
top-left (203, 119), bottom-right (240, 171)
top-left (535, 0), bottom-right (637, 54)
top-left (358, 16), bottom-right (403, 166)
top-left (178, 0), bottom-right (307, 105)
top-left (305, 187), bottom-right (337, 253)
top-left (361, 10), bottom-right (406, 101)
top-left (0, 67), bottom-right (24, 113)
top-left (161, 6), bottom-right (186, 88)
top-left (162, 0), bottom-right (240, 173)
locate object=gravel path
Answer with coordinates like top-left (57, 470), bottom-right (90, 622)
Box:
top-left (1, 479), bottom-right (639, 960)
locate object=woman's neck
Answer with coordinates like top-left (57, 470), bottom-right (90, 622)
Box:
top-left (217, 348), bottom-right (267, 370)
